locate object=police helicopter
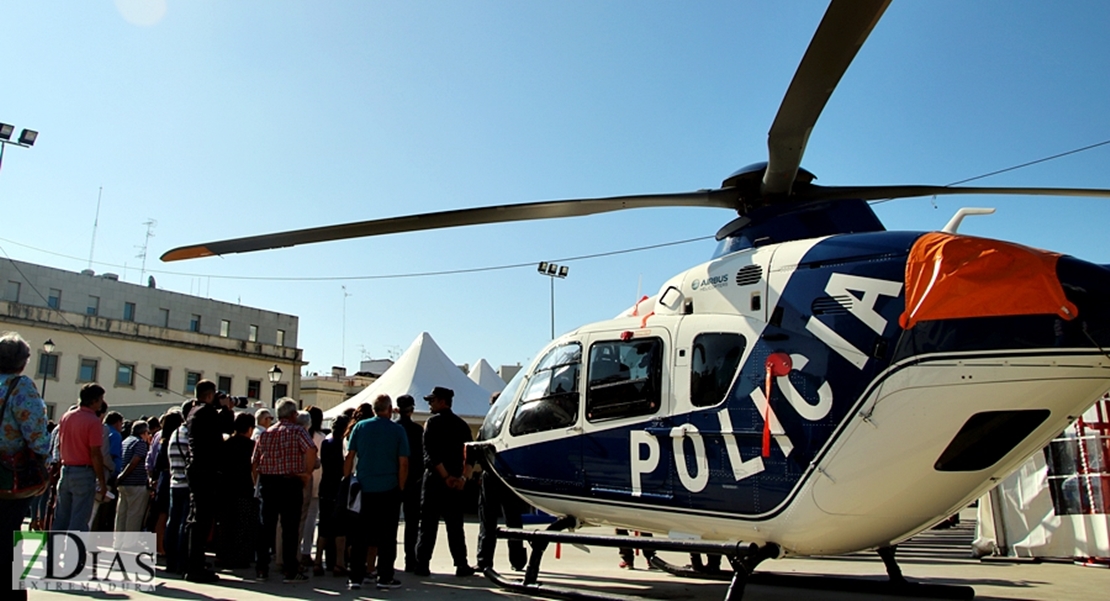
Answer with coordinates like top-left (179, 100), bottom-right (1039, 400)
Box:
top-left (163, 1), bottom-right (1110, 599)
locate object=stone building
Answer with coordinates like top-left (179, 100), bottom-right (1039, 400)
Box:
top-left (1, 258), bottom-right (303, 419)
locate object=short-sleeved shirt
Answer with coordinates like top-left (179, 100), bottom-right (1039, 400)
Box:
top-left (348, 416), bottom-right (410, 493)
top-left (118, 436), bottom-right (149, 486)
top-left (0, 375), bottom-right (49, 457)
top-left (58, 406), bottom-right (104, 466)
top-left (253, 419), bottom-right (314, 476)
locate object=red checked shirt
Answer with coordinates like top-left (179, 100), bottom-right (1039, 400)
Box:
top-left (252, 419), bottom-right (314, 476)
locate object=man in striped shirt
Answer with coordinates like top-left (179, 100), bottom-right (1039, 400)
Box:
top-left (165, 419), bottom-right (190, 575)
top-left (253, 398), bottom-right (315, 583)
top-left (114, 421), bottom-right (151, 536)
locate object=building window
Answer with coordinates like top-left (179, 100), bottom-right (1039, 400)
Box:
top-left (78, 358), bottom-right (99, 383)
top-left (220, 320), bottom-right (230, 337)
top-left (247, 379), bottom-right (261, 400)
top-left (123, 302), bottom-right (136, 322)
top-left (274, 383), bottom-right (288, 401)
top-left (218, 375), bottom-right (233, 394)
top-left (48, 289), bottom-right (61, 310)
top-left (190, 315), bottom-right (201, 333)
top-left (248, 324), bottom-right (258, 342)
top-left (116, 363), bottom-right (135, 387)
top-left (152, 367), bottom-right (169, 390)
top-left (185, 371), bottom-right (201, 395)
top-left (86, 295), bottom-right (100, 316)
top-left (4, 280), bottom-right (19, 302)
top-left (38, 353), bottom-right (58, 379)
top-left (276, 329), bottom-right (285, 346)
top-left (159, 308), bottom-right (170, 327)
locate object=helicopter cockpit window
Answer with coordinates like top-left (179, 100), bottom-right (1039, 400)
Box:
top-left (478, 368), bottom-right (526, 441)
top-left (586, 337), bottom-right (662, 422)
top-left (509, 343), bottom-right (582, 436)
top-left (690, 333), bottom-right (746, 408)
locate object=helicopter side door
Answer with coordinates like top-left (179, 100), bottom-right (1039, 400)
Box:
top-left (670, 313), bottom-right (757, 510)
top-left (580, 324), bottom-right (674, 504)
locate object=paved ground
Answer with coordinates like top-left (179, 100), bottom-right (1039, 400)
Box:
top-left (27, 509), bottom-right (1110, 600)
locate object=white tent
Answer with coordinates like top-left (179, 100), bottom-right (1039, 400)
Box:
top-left (467, 358), bottom-right (506, 394)
top-left (973, 395), bottom-right (1110, 559)
top-left (323, 332), bottom-right (494, 419)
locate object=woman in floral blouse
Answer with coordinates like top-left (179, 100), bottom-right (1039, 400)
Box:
top-left (0, 331), bottom-right (50, 601)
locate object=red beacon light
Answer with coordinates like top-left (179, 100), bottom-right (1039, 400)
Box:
top-left (620, 330), bottom-right (634, 341)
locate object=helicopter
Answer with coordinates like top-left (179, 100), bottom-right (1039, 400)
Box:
top-left (162, 0), bottom-right (1110, 598)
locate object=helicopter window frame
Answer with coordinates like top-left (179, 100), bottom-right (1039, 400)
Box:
top-left (508, 342), bottom-right (582, 437)
top-left (585, 337), bottom-right (663, 423)
top-left (689, 332), bottom-right (746, 408)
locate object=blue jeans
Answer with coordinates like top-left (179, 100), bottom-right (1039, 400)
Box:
top-left (165, 487), bottom-right (190, 573)
top-left (52, 466), bottom-right (96, 532)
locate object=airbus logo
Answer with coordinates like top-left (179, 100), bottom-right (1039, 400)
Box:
top-left (691, 275), bottom-right (729, 291)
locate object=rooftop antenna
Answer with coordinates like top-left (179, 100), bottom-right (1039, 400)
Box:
top-left (87, 187), bottom-right (103, 270)
top-left (136, 218), bottom-right (157, 285)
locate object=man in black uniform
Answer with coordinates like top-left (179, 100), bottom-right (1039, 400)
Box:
top-left (413, 386), bottom-right (475, 577)
top-left (476, 391), bottom-right (527, 572)
top-left (394, 394), bottom-right (424, 573)
top-left (184, 380), bottom-right (235, 583)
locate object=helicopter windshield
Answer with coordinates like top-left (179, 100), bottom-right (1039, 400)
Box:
top-left (509, 342), bottom-right (582, 436)
top-left (478, 368), bottom-right (525, 441)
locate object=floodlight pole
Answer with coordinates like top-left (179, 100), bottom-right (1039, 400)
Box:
top-left (0, 123), bottom-right (38, 174)
top-left (537, 263), bottom-right (569, 340)
top-left (550, 277), bottom-right (555, 339)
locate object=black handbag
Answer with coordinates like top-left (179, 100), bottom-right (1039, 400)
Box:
top-left (0, 376), bottom-right (50, 500)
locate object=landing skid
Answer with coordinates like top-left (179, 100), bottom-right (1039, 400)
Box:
top-left (651, 545), bottom-right (972, 599)
top-left (487, 525), bottom-right (976, 601)
top-left (488, 520), bottom-right (777, 601)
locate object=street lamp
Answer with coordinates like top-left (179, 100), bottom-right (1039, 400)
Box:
top-left (40, 339), bottom-right (55, 404)
top-left (267, 364), bottom-right (282, 408)
top-left (0, 122), bottom-right (38, 174)
top-left (537, 262), bottom-right (569, 339)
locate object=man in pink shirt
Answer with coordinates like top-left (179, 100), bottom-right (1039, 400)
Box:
top-left (53, 384), bottom-right (108, 531)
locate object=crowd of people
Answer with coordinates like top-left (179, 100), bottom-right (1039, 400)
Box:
top-left (0, 329), bottom-right (534, 597)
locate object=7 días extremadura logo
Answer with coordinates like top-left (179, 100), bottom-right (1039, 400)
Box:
top-left (13, 531), bottom-right (157, 592)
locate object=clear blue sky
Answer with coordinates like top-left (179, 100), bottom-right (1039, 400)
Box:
top-left (4, 1), bottom-right (1110, 376)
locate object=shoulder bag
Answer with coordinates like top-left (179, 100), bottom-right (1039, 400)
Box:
top-left (0, 375), bottom-right (50, 500)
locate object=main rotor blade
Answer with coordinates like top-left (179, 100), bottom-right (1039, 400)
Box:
top-left (763, 0), bottom-right (891, 196)
top-left (802, 184), bottom-right (1110, 202)
top-left (161, 190), bottom-right (736, 262)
